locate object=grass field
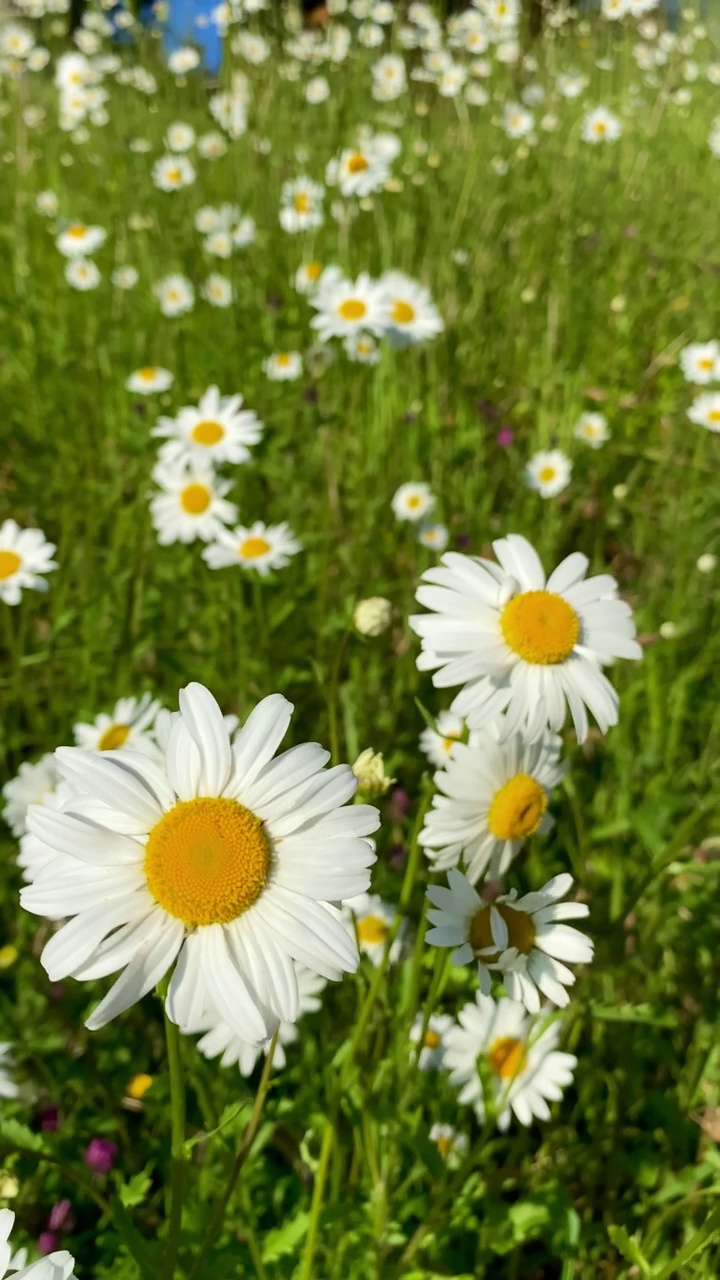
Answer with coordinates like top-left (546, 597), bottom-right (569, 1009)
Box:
top-left (1, 0), bottom-right (720, 1276)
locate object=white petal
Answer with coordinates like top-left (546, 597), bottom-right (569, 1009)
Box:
top-left (179, 682), bottom-right (232, 795)
top-left (85, 917), bottom-right (183, 1030)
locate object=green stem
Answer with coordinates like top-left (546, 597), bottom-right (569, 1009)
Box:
top-left (652, 1202), bottom-right (720, 1280)
top-left (298, 1118), bottom-right (335, 1280)
top-left (164, 1013), bottom-right (187, 1280)
top-left (186, 1030), bottom-right (279, 1280)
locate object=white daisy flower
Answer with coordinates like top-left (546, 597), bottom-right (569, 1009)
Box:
top-left (503, 102), bottom-right (534, 138)
top-left (427, 870), bottom-right (592, 1012)
top-left (112, 266), bottom-right (138, 290)
top-left (198, 131), bottom-right (227, 160)
top-left (581, 106), bottom-right (622, 143)
top-left (418, 709), bottom-right (467, 769)
top-left (419, 725), bottom-right (564, 882)
top-left (202, 522), bottom-right (302, 576)
top-left (305, 75), bottom-right (330, 104)
top-left (152, 385), bottom-right (263, 468)
top-left (154, 275), bottom-right (194, 317)
top-left (2, 754), bottom-right (59, 837)
top-left (409, 1012), bottom-right (454, 1069)
top-left (391, 481), bottom-right (435, 522)
top-left (294, 261), bottom-right (324, 295)
top-left (279, 177), bottom-right (325, 234)
top-left (380, 271), bottom-right (444, 346)
top-left (680, 342), bottom-right (720, 386)
top-left (125, 367), bottom-right (173, 394)
top-left (574, 412), bottom-right (610, 449)
top-left (73, 694), bottom-right (161, 755)
top-left (429, 1123), bottom-right (469, 1160)
top-left (325, 145), bottom-right (390, 197)
top-left (310, 272), bottom-right (389, 343)
top-left (152, 154), bottom-right (196, 192)
top-left (343, 892), bottom-right (403, 967)
top-left (55, 223), bottom-right (106, 257)
top-left (232, 216), bottom-right (255, 248)
top-left (191, 964), bottom-right (327, 1076)
top-left (165, 122), bottom-right (195, 152)
top-left (65, 258), bottom-right (101, 291)
top-left (419, 524), bottom-right (449, 552)
top-left (525, 449), bottom-right (572, 498)
top-left (372, 54), bottom-right (406, 100)
top-left (0, 1047), bottom-right (18, 1101)
top-left (204, 230), bottom-right (233, 259)
top-left (444, 993), bottom-right (576, 1129)
top-left (35, 190), bottom-right (58, 216)
top-left (168, 46), bottom-right (201, 74)
top-left (20, 683), bottom-right (379, 1039)
top-left (343, 332), bottom-right (380, 364)
top-left (149, 463), bottom-right (237, 545)
top-left (201, 275), bottom-right (234, 308)
top-left (263, 352), bottom-right (303, 381)
top-left (0, 520), bottom-right (57, 606)
top-left (0, 1208), bottom-right (77, 1278)
top-left (688, 392), bottom-right (720, 433)
top-left (410, 533), bottom-right (642, 744)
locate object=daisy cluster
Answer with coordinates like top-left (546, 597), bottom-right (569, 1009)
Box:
top-left (681, 340), bottom-right (720, 434)
top-left (525, 410), bottom-right (611, 501)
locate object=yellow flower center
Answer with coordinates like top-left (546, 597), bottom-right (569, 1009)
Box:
top-left (276, 353), bottom-right (291, 366)
top-left (356, 914), bottom-right (388, 945)
top-left (0, 551), bottom-right (21, 580)
top-left (407, 494), bottom-right (422, 509)
top-left (538, 466), bottom-right (557, 482)
top-left (708, 409), bottom-right (720, 423)
top-left (500, 589), bottom-right (580, 665)
top-left (191, 420), bottom-right (224, 446)
top-left (167, 168), bottom-right (181, 183)
top-left (127, 1073), bottom-right (153, 1100)
top-left (68, 224), bottom-right (86, 237)
top-left (699, 357), bottom-right (714, 370)
top-left (338, 298), bottom-right (367, 321)
top-left (442, 734), bottom-right (458, 753)
top-left (436, 1133), bottom-right (453, 1157)
top-left (239, 536), bottom-right (271, 559)
top-left (487, 1036), bottom-right (527, 1080)
top-left (487, 773), bottom-right (547, 841)
top-left (595, 121), bottom-right (606, 134)
top-left (98, 723), bottom-right (131, 752)
top-left (424, 1029), bottom-right (441, 1049)
top-left (180, 484), bottom-right (211, 515)
top-left (469, 902), bottom-right (536, 962)
top-left (391, 300), bottom-right (415, 324)
top-left (139, 367), bottom-right (157, 380)
top-left (144, 796), bottom-right (270, 927)
top-left (347, 152), bottom-right (369, 173)
top-left (293, 193), bottom-right (311, 212)
top-left (306, 261), bottom-right (322, 280)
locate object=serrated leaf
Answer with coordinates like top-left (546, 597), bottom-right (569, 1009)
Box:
top-left (261, 1210), bottom-right (310, 1262)
top-left (0, 1120), bottom-right (45, 1153)
top-left (117, 1167), bottom-right (153, 1209)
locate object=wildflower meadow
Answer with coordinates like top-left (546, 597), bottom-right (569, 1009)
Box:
top-left (0, 0), bottom-right (719, 1274)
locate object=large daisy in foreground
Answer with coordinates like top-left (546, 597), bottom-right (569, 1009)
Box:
top-left (410, 534), bottom-right (641, 743)
top-left (20, 684), bottom-right (379, 1042)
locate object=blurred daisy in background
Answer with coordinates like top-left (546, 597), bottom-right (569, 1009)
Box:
top-left (688, 391), bottom-right (720, 432)
top-left (73, 694), bottom-right (161, 755)
top-left (203, 522), bottom-right (302, 575)
top-left (0, 520), bottom-right (58, 606)
top-left (202, 275), bottom-right (234, 307)
top-left (680, 341), bottom-right (720, 384)
top-left (419, 524), bottom-right (449, 552)
top-left (419, 708), bottom-right (466, 768)
top-left (582, 106), bottom-right (622, 143)
top-left (344, 892), bottom-right (403, 966)
top-left (65, 258), bottom-right (101, 291)
top-left (525, 449), bottom-right (572, 498)
top-left (263, 352), bottom-right (303, 381)
top-left (165, 121), bottom-right (195, 152)
top-left (56, 222), bottom-right (106, 257)
top-left (310, 272), bottom-right (388, 342)
top-left (380, 271), bottom-right (444, 346)
top-left (154, 274), bottom-right (194, 316)
top-left (126, 366), bottom-right (173, 394)
top-left (344, 332), bottom-right (380, 363)
top-left (409, 1012), bottom-right (454, 1069)
top-left (279, 177), bottom-right (325, 233)
top-left (2, 754), bottom-right (58, 837)
top-left (152, 154), bottom-right (196, 192)
top-left (574, 412), bottom-right (610, 449)
top-left (429, 1123), bottom-right (469, 1161)
top-left (392, 481), bottom-right (435, 522)
top-left (150, 462), bottom-right (237, 544)
top-left (112, 266), bottom-right (138, 290)
top-left (153, 385), bottom-right (263, 467)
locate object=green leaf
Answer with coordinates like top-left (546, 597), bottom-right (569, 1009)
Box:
top-left (117, 1167), bottom-right (153, 1209)
top-left (261, 1210), bottom-right (310, 1262)
top-left (608, 1224), bottom-right (652, 1275)
top-left (0, 1120), bottom-right (45, 1153)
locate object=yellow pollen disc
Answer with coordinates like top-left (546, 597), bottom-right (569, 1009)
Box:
top-left (139, 367), bottom-right (157, 380)
top-left (595, 122), bottom-right (606, 134)
top-left (276, 353), bottom-right (291, 366)
top-left (306, 261), bottom-right (322, 280)
top-left (469, 902), bottom-right (536, 963)
top-left (0, 551), bottom-right (21, 580)
top-left (708, 409), bottom-right (720, 423)
top-left (98, 722), bottom-right (131, 752)
top-left (144, 796), bottom-right (270, 927)
top-left (338, 298), bottom-right (367, 321)
top-left (181, 484), bottom-right (211, 515)
top-left (239, 536), bottom-right (271, 559)
top-left (538, 466), bottom-right (557, 482)
top-left (487, 772), bottom-right (547, 841)
top-left (699, 358), bottom-right (714, 370)
top-left (500, 589), bottom-right (580, 665)
top-left (347, 152), bottom-right (369, 173)
top-left (68, 224), bottom-right (86, 237)
top-left (442, 735), bottom-right (458, 753)
top-left (487, 1036), bottom-right (527, 1080)
top-left (127, 1072), bottom-right (153, 1100)
top-left (191, 420), bottom-right (224, 446)
top-left (407, 495), bottom-right (422, 509)
top-left (293, 193), bottom-right (310, 212)
top-left (356, 914), bottom-right (388, 945)
top-left (391, 300), bottom-right (415, 324)
top-left (436, 1134), bottom-right (453, 1157)
top-left (424, 1029), bottom-right (441, 1049)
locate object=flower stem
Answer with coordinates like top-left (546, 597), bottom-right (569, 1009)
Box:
top-left (186, 1030), bottom-right (278, 1279)
top-left (298, 1117), bottom-right (335, 1280)
top-left (164, 1012), bottom-right (187, 1280)
top-left (653, 1202), bottom-right (720, 1280)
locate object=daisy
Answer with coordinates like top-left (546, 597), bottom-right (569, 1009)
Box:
top-left (420, 726), bottom-right (564, 881)
top-left (198, 131), bottom-right (227, 160)
top-left (154, 275), bottom-right (194, 317)
top-left (418, 709), bottom-right (466, 768)
top-left (55, 223), bottom-right (106, 257)
top-left (0, 520), bottom-right (57, 606)
top-left (21, 684), bottom-right (379, 1039)
top-left (503, 102), bottom-right (534, 138)
top-left (343, 892), bottom-right (403, 966)
top-left (525, 450), bottom-right (572, 498)
top-left (409, 1012), bottom-right (454, 1069)
top-left (204, 230), bottom-right (233, 258)
top-left (310, 272), bottom-right (389, 343)
top-left (444, 993), bottom-right (576, 1129)
top-left (574, 413), bottom-right (610, 449)
top-left (344, 332), bottom-right (380, 364)
top-left (2, 754), bottom-right (58, 837)
top-left (0, 1208), bottom-right (77, 1278)
top-left (65, 258), bottom-right (100, 291)
top-left (419, 524), bottom-right (449, 552)
top-left (295, 261), bottom-right (324, 295)
top-left (152, 155), bottom-right (196, 192)
top-left (165, 122), bottom-right (195, 152)
top-left (150, 462), bottom-right (237, 545)
top-left (168, 45), bottom-right (201, 73)
top-left (372, 54), bottom-right (407, 101)
top-left (427, 870), bottom-right (592, 1012)
top-left (410, 533), bottom-right (642, 744)
top-left (582, 107), bottom-right (622, 143)
top-left (263, 352), bottom-right (303, 381)
top-left (688, 393), bottom-right (720, 433)
top-left (202, 522), bottom-right (302, 576)
top-left (391, 481), bottom-right (434, 522)
top-left (279, 178), bottom-right (325, 233)
top-left (202, 275), bottom-right (234, 308)
top-left (35, 190), bottom-right (58, 216)
top-left (305, 75), bottom-right (330, 104)
top-left (195, 206), bottom-right (223, 234)
top-left (126, 367), bottom-right (173, 394)
top-left (680, 341), bottom-right (720, 385)
top-left (380, 271), bottom-right (444, 346)
top-left (0, 1047), bottom-right (17, 1101)
top-left (429, 1123), bottom-right (469, 1160)
top-left (232, 216), bottom-right (255, 248)
top-left (325, 146), bottom-right (390, 198)
top-left (191, 964), bottom-right (327, 1076)
top-left (73, 694), bottom-right (161, 755)
top-left (153, 386), bottom-right (262, 468)
top-left (112, 266), bottom-right (138, 290)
